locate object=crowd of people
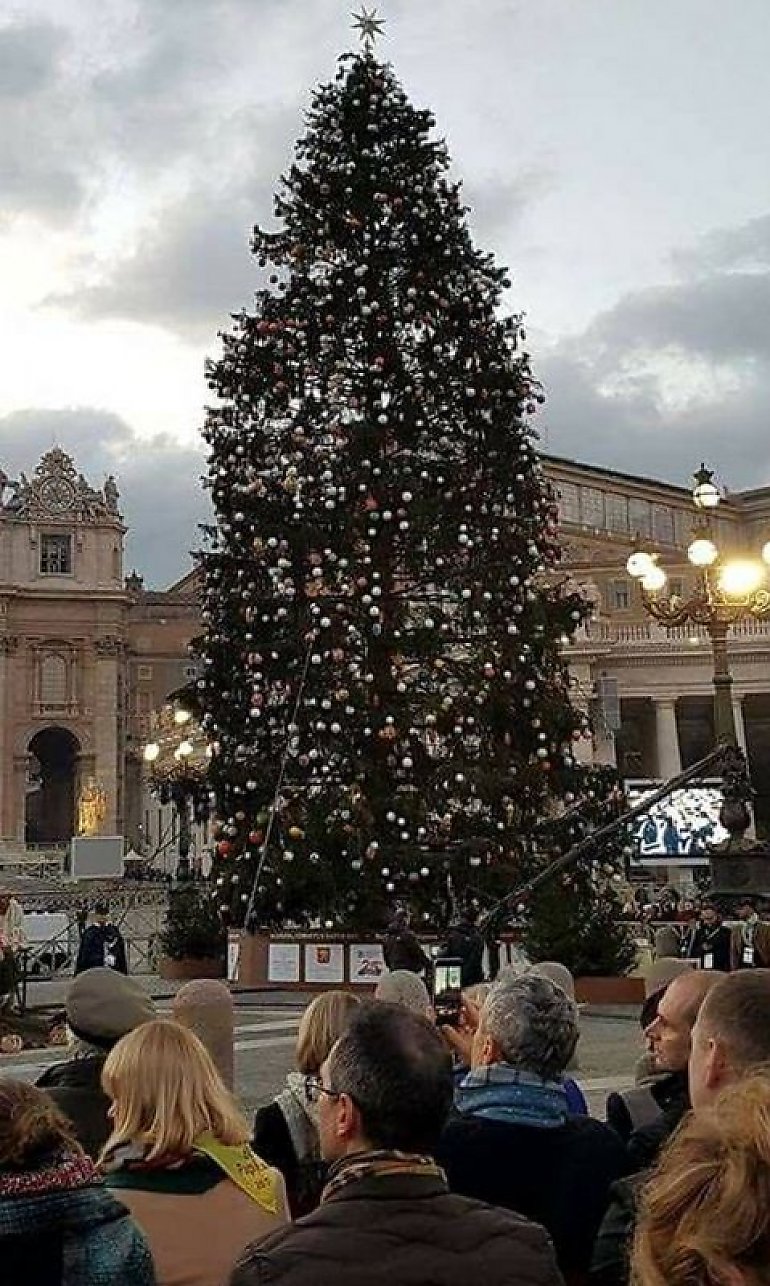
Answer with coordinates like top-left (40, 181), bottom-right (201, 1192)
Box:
top-left (5, 899), bottom-right (770, 1284)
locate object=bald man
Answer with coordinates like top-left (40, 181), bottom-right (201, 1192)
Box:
top-left (591, 969), bottom-right (724, 1286)
top-left (626, 969), bottom-right (723, 1172)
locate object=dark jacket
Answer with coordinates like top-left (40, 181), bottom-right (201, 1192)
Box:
top-left (589, 1172), bottom-right (648, 1286)
top-left (0, 1178), bottom-right (155, 1286)
top-left (251, 1101), bottom-right (327, 1218)
top-left (623, 1070), bottom-right (689, 1172)
top-left (383, 927), bottom-right (430, 975)
top-left (682, 922), bottom-right (731, 972)
top-left (730, 919), bottom-right (770, 970)
top-left (436, 1111), bottom-right (626, 1280)
top-left (75, 925), bottom-right (128, 975)
top-left (36, 1055), bottom-right (111, 1160)
top-left (443, 920), bottom-right (484, 987)
top-left (606, 1067), bottom-right (687, 1147)
top-left (230, 1169), bottom-right (564, 1286)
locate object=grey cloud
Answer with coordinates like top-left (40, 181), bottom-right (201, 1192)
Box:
top-left (0, 409), bottom-right (208, 587)
top-left (537, 210), bottom-right (770, 488)
top-left (50, 103), bottom-right (301, 339)
top-left (0, 21), bottom-right (65, 98)
top-left (541, 347), bottom-right (770, 489)
top-left (52, 193), bottom-right (260, 341)
top-left (675, 213), bottom-right (770, 275)
top-left (589, 270), bottom-right (770, 364)
top-left (464, 167), bottom-right (554, 249)
top-left (0, 19), bottom-right (87, 219)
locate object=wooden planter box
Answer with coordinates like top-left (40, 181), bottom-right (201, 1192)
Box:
top-left (158, 955), bottom-right (225, 981)
top-left (575, 975), bottom-right (645, 1005)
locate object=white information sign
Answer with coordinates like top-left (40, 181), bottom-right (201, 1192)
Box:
top-left (267, 942), bottom-right (300, 983)
top-left (349, 943), bottom-right (385, 983)
top-left (304, 942), bottom-right (344, 984)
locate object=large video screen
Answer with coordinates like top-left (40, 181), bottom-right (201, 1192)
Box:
top-left (626, 780), bottom-right (729, 863)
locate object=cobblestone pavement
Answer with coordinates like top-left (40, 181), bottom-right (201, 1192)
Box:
top-left (0, 977), bottom-right (644, 1120)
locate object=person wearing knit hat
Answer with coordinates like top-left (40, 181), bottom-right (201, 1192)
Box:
top-left (36, 969), bottom-right (156, 1158)
top-left (374, 969), bottom-right (434, 1019)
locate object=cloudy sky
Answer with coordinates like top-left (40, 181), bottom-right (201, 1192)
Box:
top-left (1, 0), bottom-right (768, 585)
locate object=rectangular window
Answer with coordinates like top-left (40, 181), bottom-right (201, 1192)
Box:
top-left (674, 509), bottom-right (694, 548)
top-left (136, 690), bottom-right (152, 716)
top-left (580, 488), bottom-right (605, 528)
top-left (40, 533), bottom-right (72, 575)
top-left (184, 664), bottom-right (199, 680)
top-left (669, 577), bottom-right (684, 599)
top-left (629, 498), bottom-right (652, 540)
top-left (653, 505), bottom-right (675, 546)
top-left (609, 579), bottom-right (632, 610)
top-left (605, 493), bottom-right (629, 533)
top-left (557, 482), bottom-right (581, 524)
top-left (137, 664), bottom-right (153, 681)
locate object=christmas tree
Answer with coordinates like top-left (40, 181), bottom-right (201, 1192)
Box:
top-left (195, 18), bottom-right (620, 937)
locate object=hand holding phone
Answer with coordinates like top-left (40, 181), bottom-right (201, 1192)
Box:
top-left (433, 957), bottom-right (463, 1027)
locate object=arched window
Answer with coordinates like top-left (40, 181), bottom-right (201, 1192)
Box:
top-left (40, 653), bottom-right (68, 707)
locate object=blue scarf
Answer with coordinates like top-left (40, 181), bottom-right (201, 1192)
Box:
top-left (457, 1064), bottom-right (569, 1129)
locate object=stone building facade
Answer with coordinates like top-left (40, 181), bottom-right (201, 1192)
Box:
top-left (2, 447), bottom-right (770, 860)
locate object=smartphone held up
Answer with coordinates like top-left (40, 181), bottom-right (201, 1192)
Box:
top-left (433, 957), bottom-right (463, 1027)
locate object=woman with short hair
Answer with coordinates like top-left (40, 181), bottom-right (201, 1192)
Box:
top-left (252, 989), bottom-right (360, 1216)
top-left (632, 1070), bottom-right (770, 1285)
top-left (100, 1019), bottom-right (287, 1286)
top-left (0, 1078), bottom-right (154, 1286)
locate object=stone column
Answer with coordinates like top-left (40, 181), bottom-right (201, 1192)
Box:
top-left (93, 636), bottom-right (123, 834)
top-left (732, 695), bottom-right (749, 756)
top-left (654, 697), bottom-right (682, 781)
top-left (732, 695), bottom-right (756, 838)
top-left (567, 661), bottom-right (596, 766)
top-left (0, 636), bottom-right (15, 840)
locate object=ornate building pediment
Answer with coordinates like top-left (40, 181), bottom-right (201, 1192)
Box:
top-left (1, 448), bottom-right (122, 524)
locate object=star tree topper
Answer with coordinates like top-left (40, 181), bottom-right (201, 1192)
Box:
top-left (352, 6), bottom-right (385, 49)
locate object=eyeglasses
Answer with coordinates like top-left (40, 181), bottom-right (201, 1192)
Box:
top-left (303, 1074), bottom-right (341, 1105)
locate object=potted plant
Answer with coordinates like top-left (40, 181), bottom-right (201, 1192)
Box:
top-left (158, 885), bottom-right (227, 980)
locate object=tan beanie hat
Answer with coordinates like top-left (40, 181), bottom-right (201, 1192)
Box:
top-left (66, 967), bottom-right (157, 1049)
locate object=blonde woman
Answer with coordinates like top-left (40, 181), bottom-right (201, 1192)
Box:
top-left (251, 989), bottom-right (359, 1216)
top-left (632, 1070), bottom-right (770, 1286)
top-left (100, 1019), bottom-right (287, 1286)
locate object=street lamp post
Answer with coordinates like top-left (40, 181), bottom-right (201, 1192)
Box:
top-left (626, 464), bottom-right (770, 750)
top-left (142, 705), bottom-right (211, 879)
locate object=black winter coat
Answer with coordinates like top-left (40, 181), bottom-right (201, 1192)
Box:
top-left (36, 1055), bottom-right (112, 1160)
top-left (436, 1111), bottom-right (627, 1281)
top-left (75, 925), bottom-right (128, 975)
top-left (251, 1101), bottom-right (327, 1218)
top-left (230, 1170), bottom-right (564, 1286)
top-left (443, 921), bottom-right (484, 987)
top-left (682, 923), bottom-right (732, 972)
top-left (623, 1070), bottom-right (689, 1173)
top-left (382, 928), bottom-right (430, 975)
top-left (589, 1172), bottom-right (647, 1286)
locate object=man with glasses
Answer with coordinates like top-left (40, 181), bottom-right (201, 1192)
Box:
top-left (231, 1004), bottom-right (562, 1286)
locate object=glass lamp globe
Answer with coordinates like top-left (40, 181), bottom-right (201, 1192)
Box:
top-left (692, 464), bottom-right (721, 510)
top-left (641, 565), bottom-right (667, 592)
top-left (143, 742), bottom-right (160, 762)
top-left (718, 559), bottom-right (766, 598)
top-left (626, 551), bottom-right (655, 578)
top-left (688, 537), bottom-right (719, 567)
top-left (174, 708), bottom-right (192, 725)
top-left (176, 739), bottom-right (194, 758)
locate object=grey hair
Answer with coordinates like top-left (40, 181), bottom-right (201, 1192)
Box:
top-left (482, 973), bottom-right (579, 1080)
top-left (375, 970), bottom-right (433, 1019)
